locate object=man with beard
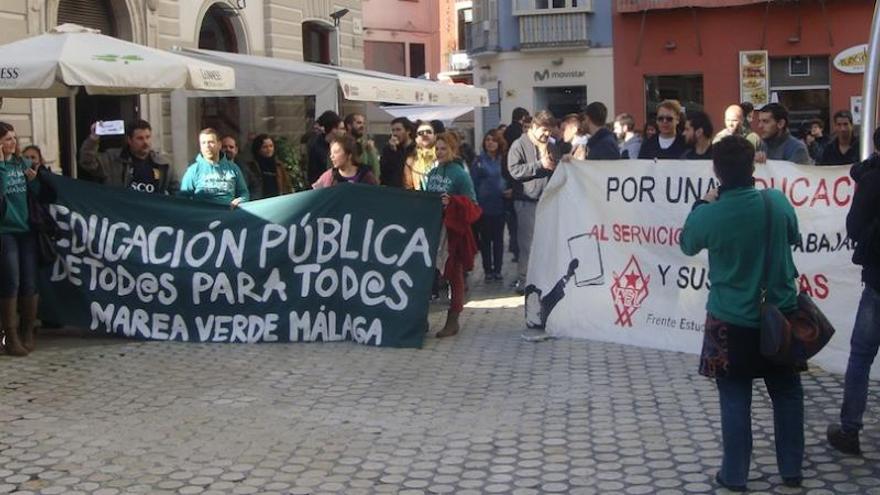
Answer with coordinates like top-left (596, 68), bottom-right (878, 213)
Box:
top-left (344, 113), bottom-right (380, 180)
top-left (682, 111), bottom-right (714, 159)
top-left (380, 117), bottom-right (416, 187)
top-left (508, 110), bottom-right (559, 295)
top-left (614, 113), bottom-right (642, 159)
top-left (818, 110), bottom-right (860, 165)
top-left (307, 111), bottom-right (346, 185)
top-left (754, 103), bottom-right (811, 165)
top-left (79, 119), bottom-right (178, 194)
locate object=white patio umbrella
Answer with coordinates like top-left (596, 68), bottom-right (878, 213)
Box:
top-left (0, 23), bottom-right (235, 177)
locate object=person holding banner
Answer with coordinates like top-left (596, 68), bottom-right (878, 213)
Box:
top-left (179, 128), bottom-right (250, 209)
top-left (0, 122), bottom-right (39, 356)
top-left (681, 135), bottom-right (804, 491)
top-left (426, 132), bottom-right (479, 338)
top-left (312, 135), bottom-right (378, 188)
top-left (638, 100), bottom-right (687, 159)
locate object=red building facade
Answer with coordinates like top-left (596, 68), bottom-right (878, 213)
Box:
top-left (613, 0), bottom-right (875, 134)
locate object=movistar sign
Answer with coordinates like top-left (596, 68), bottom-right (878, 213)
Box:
top-left (534, 69), bottom-right (586, 82)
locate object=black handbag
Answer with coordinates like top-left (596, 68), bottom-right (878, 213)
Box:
top-left (27, 168), bottom-right (62, 267)
top-left (758, 190), bottom-right (835, 365)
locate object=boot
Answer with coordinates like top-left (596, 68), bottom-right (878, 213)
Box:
top-left (18, 295), bottom-right (39, 353)
top-left (0, 298), bottom-right (27, 356)
top-left (436, 311), bottom-right (461, 338)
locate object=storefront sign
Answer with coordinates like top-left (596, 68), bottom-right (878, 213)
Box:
top-left (528, 159), bottom-right (868, 378)
top-left (833, 44), bottom-right (868, 74)
top-left (39, 176), bottom-right (442, 348)
top-left (739, 50), bottom-right (769, 106)
top-left (533, 69), bottom-right (586, 83)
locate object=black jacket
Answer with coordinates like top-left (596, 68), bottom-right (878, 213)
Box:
top-left (306, 133), bottom-right (331, 185)
top-left (818, 137), bottom-right (860, 166)
top-left (380, 141), bottom-right (416, 188)
top-left (638, 134), bottom-right (688, 159)
top-left (503, 122), bottom-right (524, 150)
top-left (848, 154), bottom-right (880, 291)
top-left (587, 128), bottom-right (620, 160)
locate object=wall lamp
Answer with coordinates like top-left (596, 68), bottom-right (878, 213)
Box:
top-left (235, 0), bottom-right (246, 9)
top-left (330, 9), bottom-right (350, 27)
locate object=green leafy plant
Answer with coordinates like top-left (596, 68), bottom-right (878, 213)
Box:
top-left (274, 136), bottom-right (308, 192)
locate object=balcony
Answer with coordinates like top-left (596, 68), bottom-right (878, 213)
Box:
top-left (518, 12), bottom-right (590, 50)
top-left (468, 25), bottom-right (499, 56)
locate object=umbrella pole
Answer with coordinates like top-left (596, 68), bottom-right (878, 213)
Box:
top-left (69, 87), bottom-right (78, 179)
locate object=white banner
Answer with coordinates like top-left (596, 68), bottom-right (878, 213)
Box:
top-left (528, 159), bottom-right (877, 379)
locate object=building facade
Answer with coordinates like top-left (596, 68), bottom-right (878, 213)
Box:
top-left (362, 0), bottom-right (441, 78)
top-left (469, 0), bottom-right (616, 134)
top-left (613, 0), bottom-right (874, 135)
top-left (0, 0), bottom-right (364, 172)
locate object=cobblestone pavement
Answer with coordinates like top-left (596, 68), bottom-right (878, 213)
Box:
top-left (1, 261), bottom-right (878, 495)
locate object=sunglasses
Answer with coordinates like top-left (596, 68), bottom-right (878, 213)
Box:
top-left (656, 116), bottom-right (675, 123)
top-left (417, 129), bottom-right (434, 136)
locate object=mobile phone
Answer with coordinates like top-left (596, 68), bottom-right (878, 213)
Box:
top-left (95, 120), bottom-right (125, 136)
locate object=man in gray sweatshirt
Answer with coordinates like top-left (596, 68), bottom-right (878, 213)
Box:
top-left (507, 110), bottom-right (560, 294)
top-left (754, 103), bottom-right (811, 165)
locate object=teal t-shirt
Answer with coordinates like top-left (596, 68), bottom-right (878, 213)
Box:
top-left (0, 156), bottom-right (36, 234)
top-left (424, 160), bottom-right (476, 202)
top-left (179, 154), bottom-right (250, 206)
top-left (680, 186), bottom-right (799, 327)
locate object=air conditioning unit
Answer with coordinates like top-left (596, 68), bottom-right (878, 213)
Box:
top-left (451, 52), bottom-right (473, 71)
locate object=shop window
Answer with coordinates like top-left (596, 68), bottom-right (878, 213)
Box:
top-left (364, 41), bottom-right (406, 76)
top-left (770, 56), bottom-right (828, 87)
top-left (410, 43), bottom-right (426, 78)
top-left (302, 22), bottom-right (331, 64)
top-left (644, 75), bottom-right (704, 120)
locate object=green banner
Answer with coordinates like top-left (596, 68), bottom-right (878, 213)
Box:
top-left (39, 176), bottom-right (442, 348)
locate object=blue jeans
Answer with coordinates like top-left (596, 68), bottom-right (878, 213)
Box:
top-left (840, 285), bottom-right (880, 433)
top-left (716, 374), bottom-right (804, 485)
top-left (0, 233), bottom-right (38, 298)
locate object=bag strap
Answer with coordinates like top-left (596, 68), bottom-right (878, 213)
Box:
top-left (759, 189), bottom-right (773, 302)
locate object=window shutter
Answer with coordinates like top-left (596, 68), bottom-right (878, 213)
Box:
top-left (57, 0), bottom-right (116, 36)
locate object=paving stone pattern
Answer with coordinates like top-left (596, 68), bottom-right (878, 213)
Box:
top-left (0, 262), bottom-right (878, 494)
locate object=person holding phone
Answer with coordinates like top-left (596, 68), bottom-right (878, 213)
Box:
top-left (0, 122), bottom-right (40, 356)
top-left (79, 119), bottom-right (179, 194)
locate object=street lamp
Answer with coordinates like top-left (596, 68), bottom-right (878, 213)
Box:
top-left (330, 9), bottom-right (349, 66)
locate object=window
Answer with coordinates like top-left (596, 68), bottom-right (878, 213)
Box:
top-left (457, 8), bottom-right (473, 51)
top-left (644, 75), bottom-right (704, 120)
top-left (302, 22), bottom-right (331, 64)
top-left (409, 43), bottom-right (426, 78)
top-left (364, 41), bottom-right (406, 76)
top-left (515, 0), bottom-right (586, 11)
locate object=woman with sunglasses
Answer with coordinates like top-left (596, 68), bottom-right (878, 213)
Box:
top-left (425, 132), bottom-right (479, 338)
top-left (403, 121), bottom-right (438, 190)
top-left (0, 122), bottom-right (40, 356)
top-left (638, 99), bottom-right (688, 159)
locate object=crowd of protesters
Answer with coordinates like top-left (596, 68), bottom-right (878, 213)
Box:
top-left (1, 95), bottom-right (879, 492)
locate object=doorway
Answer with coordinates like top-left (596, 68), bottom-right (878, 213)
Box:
top-left (534, 86), bottom-right (587, 118)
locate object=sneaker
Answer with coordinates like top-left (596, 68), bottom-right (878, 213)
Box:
top-left (782, 476), bottom-right (802, 488)
top-left (521, 329), bottom-right (554, 342)
top-left (492, 272), bottom-right (503, 281)
top-left (827, 424), bottom-right (862, 455)
top-left (715, 472), bottom-right (746, 493)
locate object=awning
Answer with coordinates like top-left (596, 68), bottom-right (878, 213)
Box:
top-left (379, 105), bottom-right (474, 124)
top-left (177, 48), bottom-right (488, 107)
top-left (616, 0), bottom-right (765, 12)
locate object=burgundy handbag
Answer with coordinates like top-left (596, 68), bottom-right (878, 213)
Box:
top-left (758, 190), bottom-right (835, 365)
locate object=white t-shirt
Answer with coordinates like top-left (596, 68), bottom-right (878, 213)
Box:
top-left (659, 135), bottom-right (676, 149)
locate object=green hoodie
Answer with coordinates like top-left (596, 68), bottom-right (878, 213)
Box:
top-left (179, 154), bottom-right (250, 206)
top-left (0, 156), bottom-right (37, 234)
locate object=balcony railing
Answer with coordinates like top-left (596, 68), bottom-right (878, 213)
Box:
top-left (468, 27), bottom-right (498, 56)
top-left (518, 12), bottom-right (589, 49)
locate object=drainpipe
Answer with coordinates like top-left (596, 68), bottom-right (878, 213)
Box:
top-left (861, 0), bottom-right (880, 159)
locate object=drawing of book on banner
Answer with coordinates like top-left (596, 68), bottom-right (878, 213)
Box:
top-left (568, 233), bottom-right (604, 287)
top-left (524, 232), bottom-right (604, 329)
